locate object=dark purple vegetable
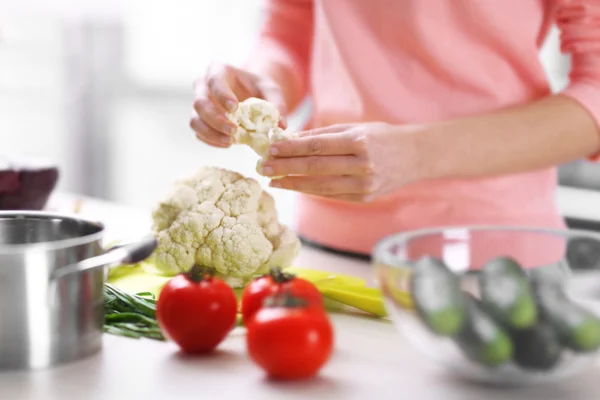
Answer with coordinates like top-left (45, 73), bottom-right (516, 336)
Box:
top-left (0, 156), bottom-right (59, 210)
top-left (0, 170), bottom-right (19, 193)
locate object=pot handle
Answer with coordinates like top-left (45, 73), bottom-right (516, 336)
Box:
top-left (49, 235), bottom-right (157, 282)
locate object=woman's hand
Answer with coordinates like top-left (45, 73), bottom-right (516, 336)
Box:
top-left (190, 63), bottom-right (287, 148)
top-left (262, 122), bottom-right (426, 202)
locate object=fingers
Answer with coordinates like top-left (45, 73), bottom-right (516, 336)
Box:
top-left (269, 176), bottom-right (376, 196)
top-left (204, 63), bottom-right (238, 113)
top-left (190, 112), bottom-right (232, 148)
top-left (192, 90), bottom-right (238, 136)
top-left (269, 132), bottom-right (360, 158)
top-left (191, 63), bottom-right (239, 141)
top-left (208, 64), bottom-right (287, 122)
top-left (192, 62), bottom-right (289, 146)
top-left (261, 155), bottom-right (372, 177)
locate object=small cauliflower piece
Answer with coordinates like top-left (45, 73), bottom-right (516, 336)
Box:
top-left (151, 166), bottom-right (301, 287)
top-left (227, 97), bottom-right (299, 179)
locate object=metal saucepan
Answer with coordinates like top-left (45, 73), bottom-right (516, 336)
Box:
top-left (0, 211), bottom-right (157, 371)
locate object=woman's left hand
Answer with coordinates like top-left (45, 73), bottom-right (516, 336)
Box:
top-left (262, 122), bottom-right (425, 202)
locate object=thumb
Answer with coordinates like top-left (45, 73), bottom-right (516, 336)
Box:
top-left (278, 117), bottom-right (288, 130)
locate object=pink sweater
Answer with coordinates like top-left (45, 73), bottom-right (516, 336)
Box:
top-left (253, 0), bottom-right (600, 255)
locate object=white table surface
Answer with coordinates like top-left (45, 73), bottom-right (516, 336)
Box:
top-left (1, 191), bottom-right (600, 400)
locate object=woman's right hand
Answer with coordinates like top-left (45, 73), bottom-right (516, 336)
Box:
top-left (190, 63), bottom-right (288, 148)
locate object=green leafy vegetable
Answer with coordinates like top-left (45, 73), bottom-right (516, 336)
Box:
top-left (104, 283), bottom-right (166, 341)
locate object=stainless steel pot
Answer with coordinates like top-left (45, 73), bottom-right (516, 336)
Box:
top-left (0, 211), bottom-right (157, 371)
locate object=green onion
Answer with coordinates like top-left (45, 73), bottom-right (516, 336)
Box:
top-left (103, 283), bottom-right (166, 341)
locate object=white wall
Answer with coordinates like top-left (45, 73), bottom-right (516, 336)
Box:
top-left (122, 0), bottom-right (264, 89)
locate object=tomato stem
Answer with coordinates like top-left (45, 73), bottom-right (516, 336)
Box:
top-left (268, 267), bottom-right (295, 284)
top-left (186, 264), bottom-right (214, 283)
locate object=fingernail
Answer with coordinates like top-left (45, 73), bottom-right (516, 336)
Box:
top-left (220, 135), bottom-right (231, 145)
top-left (225, 125), bottom-right (237, 135)
top-left (226, 101), bottom-right (237, 113)
top-left (262, 166), bottom-right (274, 176)
top-left (269, 147), bottom-right (279, 156)
top-left (269, 181), bottom-right (281, 188)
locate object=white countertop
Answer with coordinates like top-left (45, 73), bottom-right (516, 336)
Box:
top-left (1, 191), bottom-right (600, 400)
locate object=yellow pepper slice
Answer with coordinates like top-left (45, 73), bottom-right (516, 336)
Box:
top-left (318, 283), bottom-right (388, 318)
top-left (283, 266), bottom-right (366, 288)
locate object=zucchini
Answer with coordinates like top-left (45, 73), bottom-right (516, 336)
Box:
top-left (535, 284), bottom-right (600, 353)
top-left (455, 296), bottom-right (513, 367)
top-left (511, 323), bottom-right (562, 371)
top-left (479, 257), bottom-right (537, 329)
top-left (410, 256), bottom-right (466, 336)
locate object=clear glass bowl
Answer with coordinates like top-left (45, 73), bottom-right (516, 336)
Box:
top-left (373, 226), bottom-right (600, 385)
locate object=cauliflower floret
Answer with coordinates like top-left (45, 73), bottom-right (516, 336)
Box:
top-left (227, 97), bottom-right (299, 179)
top-left (256, 192), bottom-right (300, 268)
top-left (228, 97), bottom-right (280, 152)
top-left (151, 166), bottom-right (301, 287)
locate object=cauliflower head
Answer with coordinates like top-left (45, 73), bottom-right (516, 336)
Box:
top-left (151, 166), bottom-right (301, 287)
top-left (227, 97), bottom-right (299, 178)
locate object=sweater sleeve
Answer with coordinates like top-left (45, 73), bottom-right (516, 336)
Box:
top-left (247, 0), bottom-right (314, 100)
top-left (555, 0), bottom-right (600, 160)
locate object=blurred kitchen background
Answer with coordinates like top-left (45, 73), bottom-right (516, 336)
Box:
top-left (0, 0), bottom-right (596, 227)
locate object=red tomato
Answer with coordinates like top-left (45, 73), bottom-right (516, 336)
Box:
top-left (156, 265), bottom-right (237, 354)
top-left (246, 292), bottom-right (334, 380)
top-left (241, 267), bottom-right (323, 324)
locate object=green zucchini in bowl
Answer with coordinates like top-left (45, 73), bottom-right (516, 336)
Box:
top-left (410, 256), bottom-right (467, 336)
top-left (455, 295), bottom-right (513, 367)
top-left (479, 257), bottom-right (538, 330)
top-left (535, 284), bottom-right (600, 353)
top-left (510, 322), bottom-right (563, 371)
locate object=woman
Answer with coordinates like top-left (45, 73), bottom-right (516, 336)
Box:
top-left (189, 0), bottom-right (600, 258)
